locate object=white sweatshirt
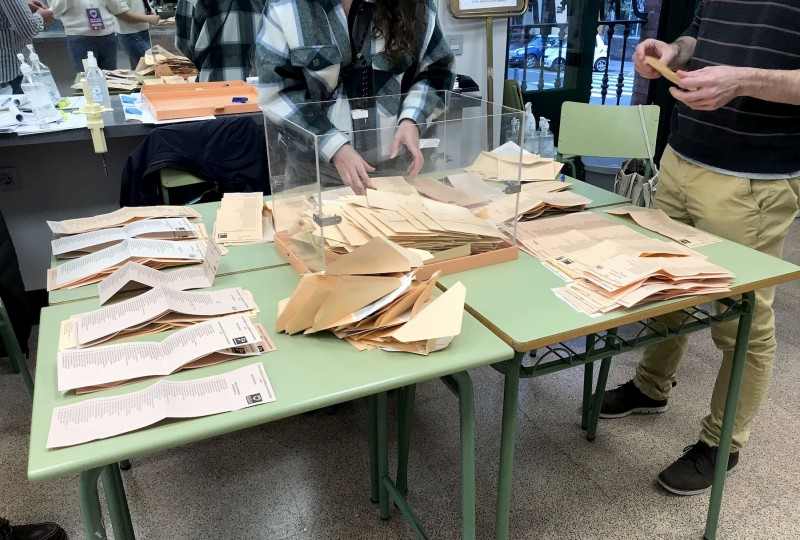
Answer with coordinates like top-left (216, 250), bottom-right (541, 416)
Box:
top-left (49, 0), bottom-right (128, 36)
top-left (115, 0), bottom-right (148, 35)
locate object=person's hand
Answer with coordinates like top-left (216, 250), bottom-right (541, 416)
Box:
top-left (28, 0), bottom-right (45, 12)
top-left (390, 119), bottom-right (424, 177)
top-left (37, 8), bottom-right (54, 27)
top-left (332, 144), bottom-right (374, 195)
top-left (669, 66), bottom-right (743, 111)
top-left (145, 14), bottom-right (161, 25)
top-left (632, 38), bottom-right (678, 79)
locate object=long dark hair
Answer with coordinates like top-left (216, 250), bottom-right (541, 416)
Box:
top-left (372, 0), bottom-right (424, 65)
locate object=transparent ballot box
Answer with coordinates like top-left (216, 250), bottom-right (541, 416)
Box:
top-left (264, 91), bottom-right (528, 276)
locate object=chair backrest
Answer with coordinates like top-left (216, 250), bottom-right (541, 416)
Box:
top-left (557, 102), bottom-right (659, 160)
top-left (503, 80), bottom-right (524, 112)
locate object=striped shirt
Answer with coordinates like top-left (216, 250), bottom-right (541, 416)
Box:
top-left (175, 0), bottom-right (266, 82)
top-left (0, 0), bottom-right (44, 84)
top-left (255, 0), bottom-right (455, 163)
top-left (668, 0), bottom-right (800, 176)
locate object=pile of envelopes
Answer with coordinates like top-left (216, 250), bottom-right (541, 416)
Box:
top-left (276, 237), bottom-right (466, 355)
top-left (478, 181), bottom-right (591, 222)
top-left (466, 142), bottom-right (564, 182)
top-left (515, 213), bottom-right (734, 315)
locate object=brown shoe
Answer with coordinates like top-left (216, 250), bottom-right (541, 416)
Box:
top-left (0, 518), bottom-right (68, 540)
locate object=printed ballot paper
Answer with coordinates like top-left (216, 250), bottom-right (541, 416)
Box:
top-left (606, 206), bottom-right (722, 248)
top-left (47, 239), bottom-right (206, 291)
top-left (58, 315), bottom-right (275, 393)
top-left (276, 237), bottom-right (466, 355)
top-left (47, 362), bottom-right (276, 448)
top-left (98, 241), bottom-right (222, 304)
top-left (64, 286), bottom-right (258, 348)
top-left (51, 218), bottom-right (201, 259)
top-left (47, 206), bottom-right (201, 236)
top-left (215, 192), bottom-right (264, 245)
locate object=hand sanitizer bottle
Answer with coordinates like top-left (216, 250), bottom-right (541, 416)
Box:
top-left (26, 44), bottom-right (60, 104)
top-left (538, 116), bottom-right (555, 158)
top-left (523, 102), bottom-right (538, 154)
top-left (85, 52), bottom-right (111, 107)
top-left (19, 61), bottom-right (59, 123)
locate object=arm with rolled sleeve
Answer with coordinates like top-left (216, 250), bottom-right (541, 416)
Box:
top-left (255, 4), bottom-right (349, 163)
top-left (1, 0), bottom-right (44, 40)
top-left (398, 2), bottom-right (455, 130)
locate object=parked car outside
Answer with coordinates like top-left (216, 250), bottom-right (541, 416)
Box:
top-left (542, 34), bottom-right (608, 72)
top-left (507, 35), bottom-right (561, 68)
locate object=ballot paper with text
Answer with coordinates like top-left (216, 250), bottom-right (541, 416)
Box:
top-left (58, 315), bottom-right (275, 393)
top-left (51, 218), bottom-right (201, 259)
top-left (215, 193), bottom-right (264, 244)
top-left (47, 206), bottom-right (202, 236)
top-left (47, 239), bottom-right (206, 291)
top-left (68, 285), bottom-right (257, 348)
top-left (98, 241), bottom-right (223, 304)
top-left (47, 362), bottom-right (276, 448)
top-left (606, 206), bottom-right (722, 247)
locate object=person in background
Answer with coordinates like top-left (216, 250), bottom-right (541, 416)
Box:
top-left (175, 0), bottom-right (266, 82)
top-left (114, 0), bottom-right (161, 69)
top-left (601, 1), bottom-right (800, 496)
top-left (256, 0), bottom-right (454, 194)
top-left (0, 0), bottom-right (53, 94)
top-left (49, 0), bottom-right (141, 72)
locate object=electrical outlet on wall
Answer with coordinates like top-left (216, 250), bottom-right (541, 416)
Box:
top-left (0, 167), bottom-right (19, 191)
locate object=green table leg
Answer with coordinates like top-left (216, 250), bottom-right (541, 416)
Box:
top-left (494, 351), bottom-right (525, 540)
top-left (585, 356), bottom-right (612, 441)
top-left (101, 464), bottom-right (135, 540)
top-left (396, 384), bottom-right (416, 495)
top-left (368, 395), bottom-right (379, 503)
top-left (704, 291), bottom-right (755, 540)
top-left (449, 371), bottom-right (476, 540)
top-left (376, 392), bottom-right (391, 520)
top-left (79, 467), bottom-right (107, 540)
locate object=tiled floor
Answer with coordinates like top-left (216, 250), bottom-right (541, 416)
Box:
top-left (2, 223), bottom-right (799, 539)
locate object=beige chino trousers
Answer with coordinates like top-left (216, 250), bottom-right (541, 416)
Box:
top-left (633, 146), bottom-right (800, 451)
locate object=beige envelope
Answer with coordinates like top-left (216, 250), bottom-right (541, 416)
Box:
top-left (409, 177), bottom-right (488, 207)
top-left (392, 281), bottom-right (466, 342)
top-left (311, 275), bottom-right (403, 332)
top-left (376, 270), bottom-right (441, 326)
top-left (324, 237), bottom-right (420, 276)
top-left (276, 274), bottom-right (336, 333)
top-left (369, 177), bottom-right (420, 197)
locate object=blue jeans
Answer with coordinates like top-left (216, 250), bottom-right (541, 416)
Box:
top-left (66, 34), bottom-right (118, 72)
top-left (117, 30), bottom-right (152, 69)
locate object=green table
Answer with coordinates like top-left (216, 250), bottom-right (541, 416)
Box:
top-left (436, 209), bottom-right (800, 540)
top-left (47, 199), bottom-right (288, 305)
top-left (30, 266), bottom-right (514, 539)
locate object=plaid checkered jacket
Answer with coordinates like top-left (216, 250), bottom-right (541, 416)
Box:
top-left (256, 0), bottom-right (454, 163)
top-left (175, 0), bottom-right (266, 82)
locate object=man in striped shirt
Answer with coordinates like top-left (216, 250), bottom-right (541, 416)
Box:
top-left (0, 0), bottom-right (53, 94)
top-left (175, 0), bottom-right (265, 82)
top-left (601, 0), bottom-right (800, 496)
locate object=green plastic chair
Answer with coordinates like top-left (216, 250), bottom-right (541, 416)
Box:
top-left (556, 101), bottom-right (660, 180)
top-left (160, 168), bottom-right (216, 205)
top-left (0, 298), bottom-right (33, 396)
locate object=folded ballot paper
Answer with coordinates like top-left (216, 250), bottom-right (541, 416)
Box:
top-left (59, 286), bottom-right (258, 349)
top-left (98, 240), bottom-right (222, 304)
top-left (605, 206), bottom-right (722, 248)
top-left (51, 217), bottom-right (205, 259)
top-left (57, 314), bottom-right (275, 394)
top-left (47, 206), bottom-right (201, 236)
top-left (48, 362), bottom-right (276, 448)
top-left (276, 237), bottom-right (466, 355)
top-left (466, 142), bottom-right (564, 182)
top-left (47, 239), bottom-right (207, 291)
top-left (477, 181), bottom-right (591, 223)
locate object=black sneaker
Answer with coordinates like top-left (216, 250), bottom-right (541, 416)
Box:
top-left (657, 441), bottom-right (739, 496)
top-left (599, 380), bottom-right (668, 419)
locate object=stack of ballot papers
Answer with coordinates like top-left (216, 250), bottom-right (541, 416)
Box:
top-left (98, 240), bottom-right (222, 304)
top-left (465, 142), bottom-right (564, 182)
top-left (57, 314), bottom-right (275, 394)
top-left (284, 184), bottom-right (506, 260)
top-left (606, 206), bottom-right (722, 248)
top-left (276, 237), bottom-right (466, 355)
top-left (51, 217), bottom-right (204, 258)
top-left (47, 239), bottom-right (207, 290)
top-left (47, 206), bottom-right (201, 236)
top-left (47, 362), bottom-right (276, 448)
top-left (478, 181), bottom-right (591, 223)
top-left (59, 286), bottom-right (258, 348)
top-left (214, 192), bottom-right (274, 245)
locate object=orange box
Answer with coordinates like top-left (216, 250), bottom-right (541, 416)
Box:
top-left (141, 81), bottom-right (260, 120)
top-left (273, 233), bottom-right (518, 279)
